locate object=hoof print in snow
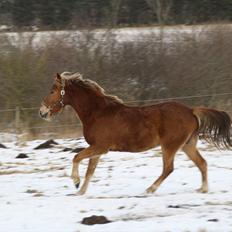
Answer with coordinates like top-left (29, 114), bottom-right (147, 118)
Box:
top-left (72, 147), bottom-right (85, 153)
top-left (34, 139), bottom-right (58, 149)
top-left (16, 153), bottom-right (29, 159)
top-left (81, 215), bottom-right (112, 225)
top-left (0, 143), bottom-right (7, 149)
top-left (208, 218), bottom-right (219, 222)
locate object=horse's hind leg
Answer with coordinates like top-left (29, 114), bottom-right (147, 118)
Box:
top-left (182, 136), bottom-right (208, 193)
top-left (146, 146), bottom-right (177, 194)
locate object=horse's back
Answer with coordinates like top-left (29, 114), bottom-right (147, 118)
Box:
top-left (85, 101), bottom-right (198, 152)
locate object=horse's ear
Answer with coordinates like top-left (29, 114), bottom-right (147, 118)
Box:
top-left (55, 73), bottom-right (61, 81)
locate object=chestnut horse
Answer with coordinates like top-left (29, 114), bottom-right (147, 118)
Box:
top-left (39, 72), bottom-right (231, 195)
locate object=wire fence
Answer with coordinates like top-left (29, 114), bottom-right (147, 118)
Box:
top-left (0, 91), bottom-right (231, 140)
top-left (1, 91), bottom-right (232, 113)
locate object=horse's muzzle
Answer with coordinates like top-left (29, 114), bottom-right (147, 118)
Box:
top-left (39, 110), bottom-right (48, 119)
top-left (39, 104), bottom-right (51, 121)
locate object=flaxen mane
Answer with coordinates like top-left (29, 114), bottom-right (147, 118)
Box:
top-left (61, 72), bottom-right (123, 104)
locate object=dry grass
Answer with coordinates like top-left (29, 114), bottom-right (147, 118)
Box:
top-left (0, 25), bottom-right (231, 139)
top-left (0, 165), bottom-right (66, 176)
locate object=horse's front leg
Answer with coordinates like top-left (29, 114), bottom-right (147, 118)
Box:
top-left (77, 156), bottom-right (100, 195)
top-left (71, 146), bottom-right (107, 195)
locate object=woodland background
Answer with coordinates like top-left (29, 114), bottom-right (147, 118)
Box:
top-left (0, 0), bottom-right (231, 139)
top-left (0, 0), bottom-right (232, 29)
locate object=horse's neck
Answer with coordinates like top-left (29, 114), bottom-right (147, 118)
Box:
top-left (68, 87), bottom-right (105, 125)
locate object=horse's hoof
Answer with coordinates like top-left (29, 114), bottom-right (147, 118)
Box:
top-left (196, 188), bottom-right (208, 193)
top-left (146, 187), bottom-right (156, 194)
top-left (75, 182), bottom-right (80, 189)
top-left (76, 190), bottom-right (85, 196)
top-left (72, 177), bottom-right (80, 189)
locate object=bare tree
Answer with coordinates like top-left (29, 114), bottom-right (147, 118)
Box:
top-left (145, 0), bottom-right (173, 24)
top-left (110, 0), bottom-right (123, 26)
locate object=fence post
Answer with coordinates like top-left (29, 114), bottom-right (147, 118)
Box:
top-left (15, 106), bottom-right (20, 134)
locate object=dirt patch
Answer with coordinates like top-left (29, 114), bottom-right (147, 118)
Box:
top-left (34, 139), bottom-right (58, 149)
top-left (62, 148), bottom-right (73, 152)
top-left (0, 143), bottom-right (7, 148)
top-left (71, 147), bottom-right (85, 153)
top-left (25, 189), bottom-right (39, 194)
top-left (81, 215), bottom-right (112, 225)
top-left (168, 204), bottom-right (201, 209)
top-left (33, 193), bottom-right (45, 197)
top-left (25, 189), bottom-right (44, 197)
top-left (16, 153), bottom-right (29, 159)
top-left (0, 165), bottom-right (66, 175)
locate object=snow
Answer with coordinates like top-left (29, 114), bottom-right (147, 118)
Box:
top-left (0, 137), bottom-right (231, 232)
top-left (1, 24), bottom-right (231, 50)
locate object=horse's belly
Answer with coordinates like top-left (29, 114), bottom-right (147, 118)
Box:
top-left (111, 134), bottom-right (159, 152)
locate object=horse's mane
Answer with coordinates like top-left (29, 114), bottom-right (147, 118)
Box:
top-left (60, 72), bottom-right (123, 104)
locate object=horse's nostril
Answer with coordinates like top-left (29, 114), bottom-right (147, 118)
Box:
top-left (39, 111), bottom-right (48, 118)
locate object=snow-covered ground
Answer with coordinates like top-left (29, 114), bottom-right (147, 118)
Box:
top-left (1, 24), bottom-right (231, 50)
top-left (0, 137), bottom-right (231, 232)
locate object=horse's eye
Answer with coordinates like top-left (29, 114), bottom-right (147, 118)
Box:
top-left (50, 90), bottom-right (54, 94)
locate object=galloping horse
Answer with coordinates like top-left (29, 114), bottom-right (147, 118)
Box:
top-left (39, 72), bottom-right (231, 195)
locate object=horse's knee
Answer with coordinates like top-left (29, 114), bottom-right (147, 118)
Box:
top-left (73, 154), bottom-right (80, 163)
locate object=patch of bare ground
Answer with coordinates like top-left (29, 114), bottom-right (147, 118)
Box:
top-left (117, 213), bottom-right (172, 222)
top-left (25, 189), bottom-right (39, 194)
top-left (32, 193), bottom-right (45, 197)
top-left (205, 201), bottom-right (232, 206)
top-left (200, 144), bottom-right (218, 152)
top-left (25, 189), bottom-right (45, 197)
top-left (210, 165), bottom-right (232, 170)
top-left (0, 165), bottom-right (66, 175)
top-left (81, 215), bottom-right (112, 225)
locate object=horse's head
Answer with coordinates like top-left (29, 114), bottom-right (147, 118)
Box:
top-left (39, 73), bottom-right (67, 121)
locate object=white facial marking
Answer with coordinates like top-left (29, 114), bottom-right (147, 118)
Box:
top-left (39, 103), bottom-right (52, 121)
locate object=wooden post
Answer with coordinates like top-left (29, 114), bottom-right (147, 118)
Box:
top-left (15, 106), bottom-right (20, 134)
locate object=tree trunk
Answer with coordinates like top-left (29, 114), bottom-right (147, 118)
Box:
top-left (145, 0), bottom-right (173, 24)
top-left (110, 0), bottom-right (123, 26)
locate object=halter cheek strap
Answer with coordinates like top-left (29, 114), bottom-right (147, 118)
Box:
top-left (60, 79), bottom-right (66, 107)
top-left (46, 78), bottom-right (66, 112)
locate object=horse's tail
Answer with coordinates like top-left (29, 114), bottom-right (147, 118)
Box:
top-left (193, 107), bottom-right (232, 149)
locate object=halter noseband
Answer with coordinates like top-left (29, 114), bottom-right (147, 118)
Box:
top-left (46, 78), bottom-right (66, 112)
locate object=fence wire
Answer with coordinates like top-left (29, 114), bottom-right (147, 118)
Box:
top-left (0, 91), bottom-right (232, 112)
top-left (0, 91), bottom-right (231, 134)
